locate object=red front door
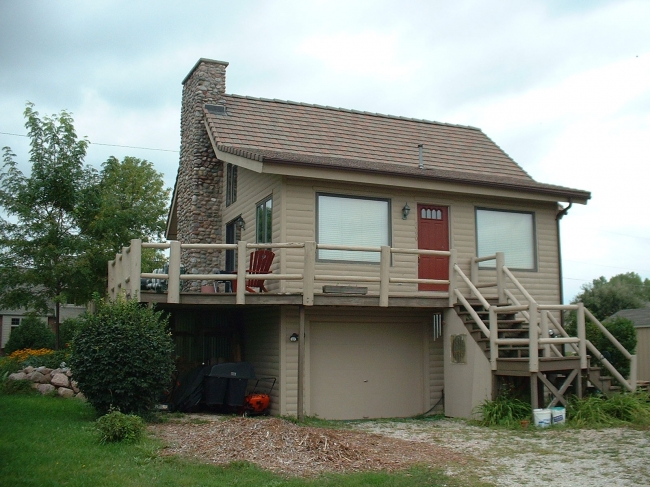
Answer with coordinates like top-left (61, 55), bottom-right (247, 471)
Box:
top-left (418, 205), bottom-right (449, 291)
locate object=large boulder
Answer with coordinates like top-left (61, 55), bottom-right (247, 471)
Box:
top-left (8, 372), bottom-right (27, 381)
top-left (24, 366), bottom-right (35, 374)
top-left (71, 380), bottom-right (80, 394)
top-left (36, 366), bottom-right (53, 375)
top-left (58, 387), bottom-right (75, 398)
top-left (29, 371), bottom-right (51, 384)
top-left (50, 373), bottom-right (70, 388)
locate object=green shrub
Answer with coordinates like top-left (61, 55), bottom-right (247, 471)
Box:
top-left (0, 357), bottom-right (22, 376)
top-left (95, 409), bottom-right (145, 443)
top-left (4, 316), bottom-right (55, 355)
top-left (59, 316), bottom-right (87, 348)
top-left (20, 349), bottom-right (70, 369)
top-left (475, 393), bottom-right (532, 427)
top-left (69, 298), bottom-right (174, 415)
top-left (568, 392), bottom-right (650, 427)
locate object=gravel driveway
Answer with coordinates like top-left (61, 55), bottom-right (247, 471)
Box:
top-left (151, 415), bottom-right (650, 485)
top-left (353, 419), bottom-right (650, 487)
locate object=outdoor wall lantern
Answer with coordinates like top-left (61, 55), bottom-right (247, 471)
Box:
top-left (402, 203), bottom-right (410, 220)
top-left (236, 216), bottom-right (246, 230)
top-left (289, 333), bottom-right (299, 342)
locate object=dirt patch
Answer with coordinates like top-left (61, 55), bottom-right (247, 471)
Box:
top-left (150, 416), bottom-right (465, 477)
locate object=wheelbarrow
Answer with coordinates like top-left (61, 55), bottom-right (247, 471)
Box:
top-left (242, 377), bottom-right (276, 416)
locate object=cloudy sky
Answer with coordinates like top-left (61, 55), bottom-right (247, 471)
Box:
top-left (1, 0), bottom-right (649, 302)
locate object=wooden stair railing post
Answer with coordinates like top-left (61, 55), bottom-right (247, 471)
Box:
top-left (128, 239), bottom-right (142, 300)
top-left (470, 256), bottom-right (478, 297)
top-left (379, 246), bottom-right (390, 307)
top-left (303, 241), bottom-right (316, 306)
top-left (496, 252), bottom-right (505, 304)
top-left (489, 307), bottom-right (498, 370)
top-left (540, 310), bottom-right (550, 358)
top-left (448, 249), bottom-right (458, 307)
top-left (168, 241), bottom-right (181, 304)
top-left (577, 303), bottom-right (587, 370)
top-left (529, 302), bottom-right (539, 373)
top-left (236, 241), bottom-right (247, 305)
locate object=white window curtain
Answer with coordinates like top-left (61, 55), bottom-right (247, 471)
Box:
top-left (476, 209), bottom-right (535, 269)
top-left (318, 195), bottom-right (389, 262)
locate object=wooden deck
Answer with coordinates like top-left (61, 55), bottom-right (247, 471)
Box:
top-left (495, 356), bottom-right (581, 376)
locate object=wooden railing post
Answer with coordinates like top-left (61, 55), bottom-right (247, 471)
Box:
top-left (577, 303), bottom-right (587, 370)
top-left (496, 252), bottom-right (505, 304)
top-left (236, 241), bottom-right (247, 305)
top-left (303, 241), bottom-right (316, 306)
top-left (540, 310), bottom-right (550, 358)
top-left (470, 257), bottom-right (479, 296)
top-left (379, 246), bottom-right (390, 307)
top-left (529, 302), bottom-right (539, 373)
top-left (168, 241), bottom-right (181, 304)
top-left (448, 249), bottom-right (458, 307)
top-left (630, 354), bottom-right (638, 391)
top-left (489, 307), bottom-right (498, 371)
top-left (129, 239), bottom-right (142, 300)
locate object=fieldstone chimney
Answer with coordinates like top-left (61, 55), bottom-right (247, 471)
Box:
top-left (176, 58), bottom-right (229, 288)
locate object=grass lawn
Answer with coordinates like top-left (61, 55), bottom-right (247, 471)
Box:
top-left (0, 394), bottom-right (478, 487)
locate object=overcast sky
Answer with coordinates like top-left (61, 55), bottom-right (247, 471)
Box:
top-left (1, 0), bottom-right (649, 302)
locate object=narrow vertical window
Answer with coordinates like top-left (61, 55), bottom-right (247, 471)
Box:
top-left (226, 163), bottom-right (237, 206)
top-left (256, 196), bottom-right (273, 244)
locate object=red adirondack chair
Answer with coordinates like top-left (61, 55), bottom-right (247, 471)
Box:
top-left (232, 249), bottom-right (275, 293)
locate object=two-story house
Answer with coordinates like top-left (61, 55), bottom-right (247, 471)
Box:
top-left (110, 59), bottom-right (637, 420)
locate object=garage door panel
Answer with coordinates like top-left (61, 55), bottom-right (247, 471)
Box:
top-left (310, 320), bottom-right (424, 420)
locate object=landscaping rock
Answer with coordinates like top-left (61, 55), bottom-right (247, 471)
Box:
top-left (29, 371), bottom-right (49, 384)
top-left (58, 387), bottom-right (75, 398)
top-left (71, 380), bottom-right (79, 393)
top-left (24, 366), bottom-right (35, 374)
top-left (51, 373), bottom-right (70, 388)
top-left (8, 372), bottom-right (27, 381)
top-left (65, 370), bottom-right (73, 377)
top-left (75, 392), bottom-right (86, 402)
top-left (36, 366), bottom-right (52, 375)
top-left (37, 384), bottom-right (55, 395)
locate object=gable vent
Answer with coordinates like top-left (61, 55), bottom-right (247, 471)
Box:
top-left (206, 104), bottom-right (227, 115)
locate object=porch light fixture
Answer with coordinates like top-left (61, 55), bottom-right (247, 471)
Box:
top-left (235, 216), bottom-right (245, 230)
top-left (402, 203), bottom-right (410, 220)
top-left (289, 333), bottom-right (299, 342)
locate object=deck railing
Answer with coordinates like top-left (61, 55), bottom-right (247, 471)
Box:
top-left (457, 253), bottom-right (637, 391)
top-left (108, 239), bottom-right (457, 307)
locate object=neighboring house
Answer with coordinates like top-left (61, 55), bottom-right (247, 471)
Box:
top-left (1, 305), bottom-right (86, 351)
top-left (610, 307), bottom-right (650, 382)
top-left (110, 59), bottom-right (636, 420)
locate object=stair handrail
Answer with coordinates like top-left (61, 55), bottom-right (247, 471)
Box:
top-left (454, 264), bottom-right (492, 310)
top-left (586, 339), bottom-right (635, 392)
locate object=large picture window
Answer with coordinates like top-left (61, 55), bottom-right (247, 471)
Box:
top-left (317, 194), bottom-right (390, 262)
top-left (256, 196), bottom-right (273, 244)
top-left (476, 208), bottom-right (536, 270)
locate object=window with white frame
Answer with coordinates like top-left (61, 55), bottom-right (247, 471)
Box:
top-left (256, 196), bottom-right (273, 244)
top-left (476, 208), bottom-right (536, 270)
top-left (317, 194), bottom-right (390, 262)
top-left (11, 318), bottom-right (20, 328)
top-left (226, 163), bottom-right (237, 206)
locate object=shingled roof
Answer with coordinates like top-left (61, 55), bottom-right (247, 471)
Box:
top-left (203, 95), bottom-right (590, 202)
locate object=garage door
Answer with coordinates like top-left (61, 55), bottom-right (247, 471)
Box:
top-left (309, 319), bottom-right (425, 420)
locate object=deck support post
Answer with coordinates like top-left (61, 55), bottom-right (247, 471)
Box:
top-left (531, 373), bottom-right (539, 410)
top-left (529, 302), bottom-right (539, 373)
top-left (303, 241), bottom-right (316, 306)
top-left (448, 249), bottom-right (458, 307)
top-left (577, 303), bottom-right (587, 370)
top-left (297, 305), bottom-right (305, 421)
top-left (495, 252), bottom-right (505, 304)
top-left (236, 241), bottom-right (247, 305)
top-left (168, 241), bottom-right (181, 304)
top-left (379, 246), bottom-right (390, 307)
top-left (128, 239), bottom-right (142, 300)
top-left (489, 307), bottom-right (498, 371)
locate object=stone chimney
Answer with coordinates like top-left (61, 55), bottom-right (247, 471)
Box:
top-left (176, 59), bottom-right (229, 288)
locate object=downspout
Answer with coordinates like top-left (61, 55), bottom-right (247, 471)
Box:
top-left (555, 199), bottom-right (573, 320)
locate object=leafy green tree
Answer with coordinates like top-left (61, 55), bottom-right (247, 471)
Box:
top-left (0, 103), bottom-right (170, 348)
top-left (69, 298), bottom-right (174, 415)
top-left (566, 272), bottom-right (645, 377)
top-left (0, 103), bottom-right (93, 347)
top-left (4, 315), bottom-right (55, 355)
